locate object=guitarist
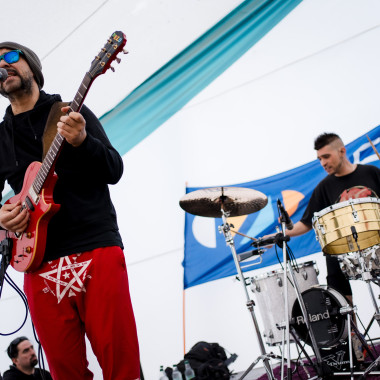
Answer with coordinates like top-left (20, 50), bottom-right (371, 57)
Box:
top-left (0, 42), bottom-right (140, 380)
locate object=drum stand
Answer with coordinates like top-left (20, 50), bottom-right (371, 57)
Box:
top-left (308, 227), bottom-right (380, 378)
top-left (219, 208), bottom-right (276, 380)
top-left (342, 227), bottom-right (380, 377)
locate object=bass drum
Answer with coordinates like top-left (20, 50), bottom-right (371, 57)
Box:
top-left (291, 285), bottom-right (349, 348)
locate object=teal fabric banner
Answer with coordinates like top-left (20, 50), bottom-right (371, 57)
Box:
top-left (101, 0), bottom-right (303, 155)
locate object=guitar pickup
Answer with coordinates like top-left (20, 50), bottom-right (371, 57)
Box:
top-left (25, 196), bottom-right (35, 211)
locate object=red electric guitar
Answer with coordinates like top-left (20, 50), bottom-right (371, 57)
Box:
top-left (0, 31), bottom-right (127, 272)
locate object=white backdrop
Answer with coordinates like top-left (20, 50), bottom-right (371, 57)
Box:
top-left (1, 1), bottom-right (380, 379)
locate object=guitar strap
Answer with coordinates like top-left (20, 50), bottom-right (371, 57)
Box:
top-left (42, 101), bottom-right (70, 159)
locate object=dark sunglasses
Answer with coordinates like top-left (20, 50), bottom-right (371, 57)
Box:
top-left (0, 50), bottom-right (24, 64)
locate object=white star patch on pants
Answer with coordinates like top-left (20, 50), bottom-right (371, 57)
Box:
top-left (39, 255), bottom-right (92, 303)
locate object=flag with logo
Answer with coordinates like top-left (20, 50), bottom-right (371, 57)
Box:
top-left (183, 126), bottom-right (380, 289)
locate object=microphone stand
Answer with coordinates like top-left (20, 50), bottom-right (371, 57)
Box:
top-left (277, 204), bottom-right (326, 380)
top-left (0, 236), bottom-right (12, 295)
top-left (278, 219), bottom-right (292, 380)
top-left (0, 238), bottom-right (13, 302)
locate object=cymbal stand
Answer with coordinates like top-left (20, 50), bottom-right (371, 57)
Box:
top-left (277, 204), bottom-right (325, 379)
top-left (219, 208), bottom-right (275, 380)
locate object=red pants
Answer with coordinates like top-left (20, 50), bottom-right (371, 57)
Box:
top-left (24, 246), bottom-right (140, 380)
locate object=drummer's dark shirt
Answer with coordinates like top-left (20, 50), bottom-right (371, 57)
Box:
top-left (299, 163), bottom-right (380, 296)
top-left (301, 164), bottom-right (380, 226)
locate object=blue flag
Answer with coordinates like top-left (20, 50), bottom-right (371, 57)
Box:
top-left (183, 126), bottom-right (380, 289)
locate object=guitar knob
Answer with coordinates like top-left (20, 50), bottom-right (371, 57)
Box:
top-left (26, 232), bottom-right (32, 239)
top-left (26, 247), bottom-right (32, 253)
top-left (116, 57), bottom-right (121, 64)
top-left (110, 66), bottom-right (115, 72)
top-left (123, 49), bottom-right (129, 54)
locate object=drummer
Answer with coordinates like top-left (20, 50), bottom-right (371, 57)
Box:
top-left (284, 132), bottom-right (380, 305)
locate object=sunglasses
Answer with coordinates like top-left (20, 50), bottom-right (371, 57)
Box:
top-left (0, 50), bottom-right (24, 64)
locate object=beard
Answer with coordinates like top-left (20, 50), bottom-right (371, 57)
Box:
top-left (0, 70), bottom-right (34, 100)
top-left (30, 357), bottom-right (38, 367)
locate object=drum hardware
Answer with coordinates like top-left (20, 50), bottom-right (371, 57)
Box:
top-left (348, 226), bottom-right (380, 330)
top-left (311, 197), bottom-right (380, 376)
top-left (334, 306), bottom-right (380, 379)
top-left (342, 227), bottom-right (380, 377)
top-left (218, 208), bottom-right (275, 380)
top-left (250, 200), bottom-right (326, 379)
top-left (282, 259), bottom-right (327, 379)
top-left (276, 198), bottom-right (326, 380)
top-left (237, 248), bottom-right (265, 265)
top-left (180, 187), bottom-right (275, 380)
top-left (273, 321), bottom-right (316, 380)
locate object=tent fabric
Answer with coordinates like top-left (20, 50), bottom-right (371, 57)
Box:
top-left (182, 125), bottom-right (380, 289)
top-left (1, 0), bottom-right (302, 203)
top-left (100, 0), bottom-right (303, 156)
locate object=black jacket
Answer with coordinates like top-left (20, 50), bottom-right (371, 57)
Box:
top-left (3, 365), bottom-right (52, 380)
top-left (0, 91), bottom-right (123, 261)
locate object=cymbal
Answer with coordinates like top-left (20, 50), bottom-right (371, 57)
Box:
top-left (179, 186), bottom-right (268, 218)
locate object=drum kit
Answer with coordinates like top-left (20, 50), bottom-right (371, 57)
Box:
top-left (180, 188), bottom-right (380, 380)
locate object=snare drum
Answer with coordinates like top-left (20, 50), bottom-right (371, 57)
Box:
top-left (291, 285), bottom-right (349, 348)
top-left (250, 261), bottom-right (319, 346)
top-left (312, 197), bottom-right (380, 255)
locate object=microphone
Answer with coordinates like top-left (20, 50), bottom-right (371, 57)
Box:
top-left (277, 199), bottom-right (293, 230)
top-left (0, 68), bottom-right (8, 82)
top-left (252, 234), bottom-right (280, 248)
top-left (251, 233), bottom-right (290, 248)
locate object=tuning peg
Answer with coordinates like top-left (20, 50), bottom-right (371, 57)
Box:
top-left (110, 66), bottom-right (115, 72)
top-left (123, 49), bottom-right (129, 54)
top-left (116, 57), bottom-right (121, 64)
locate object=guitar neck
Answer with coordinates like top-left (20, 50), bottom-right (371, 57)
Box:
top-left (28, 30), bottom-right (127, 198)
top-left (32, 73), bottom-right (93, 195)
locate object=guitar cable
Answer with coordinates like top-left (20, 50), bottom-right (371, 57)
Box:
top-left (0, 273), bottom-right (28, 336)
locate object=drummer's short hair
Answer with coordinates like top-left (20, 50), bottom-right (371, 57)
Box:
top-left (314, 133), bottom-right (342, 150)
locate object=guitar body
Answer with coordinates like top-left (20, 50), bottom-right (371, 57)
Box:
top-left (0, 162), bottom-right (60, 272)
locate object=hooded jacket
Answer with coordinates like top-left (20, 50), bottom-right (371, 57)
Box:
top-left (3, 365), bottom-right (52, 380)
top-left (0, 91), bottom-right (123, 262)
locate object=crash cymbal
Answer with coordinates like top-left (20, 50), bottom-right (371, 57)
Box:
top-left (179, 186), bottom-right (268, 218)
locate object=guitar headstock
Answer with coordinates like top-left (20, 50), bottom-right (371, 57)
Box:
top-left (89, 31), bottom-right (127, 78)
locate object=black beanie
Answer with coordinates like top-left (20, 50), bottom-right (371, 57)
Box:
top-left (0, 41), bottom-right (44, 89)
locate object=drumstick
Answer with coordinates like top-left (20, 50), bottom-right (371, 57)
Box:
top-left (230, 229), bottom-right (257, 241)
top-left (367, 134), bottom-right (380, 160)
